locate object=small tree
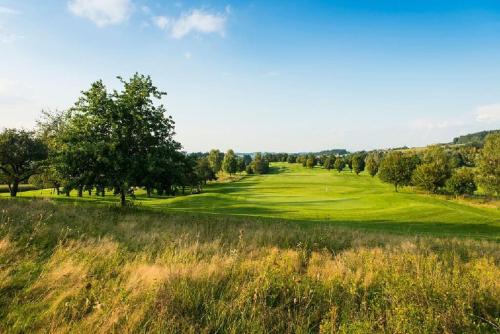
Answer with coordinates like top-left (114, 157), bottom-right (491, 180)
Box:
top-left (243, 154), bottom-right (252, 166)
top-left (412, 146), bottom-right (451, 193)
top-left (446, 167), bottom-right (477, 196)
top-left (306, 155), bottom-right (317, 168)
top-left (222, 149), bottom-right (238, 175)
top-left (352, 154), bottom-right (366, 175)
top-left (345, 155), bottom-right (353, 172)
top-left (252, 153), bottom-right (270, 174)
top-left (0, 129), bottom-right (48, 197)
top-left (208, 149), bottom-right (223, 175)
top-left (334, 157), bottom-right (345, 173)
top-left (378, 151), bottom-right (418, 192)
top-left (196, 157), bottom-right (215, 185)
top-left (236, 156), bottom-right (246, 173)
top-left (476, 133), bottom-right (500, 196)
top-left (287, 155), bottom-right (297, 163)
top-left (245, 164), bottom-right (254, 174)
top-left (365, 152), bottom-right (381, 177)
top-left (323, 156), bottom-right (334, 170)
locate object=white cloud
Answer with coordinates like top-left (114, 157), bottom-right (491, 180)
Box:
top-left (68, 0), bottom-right (132, 27)
top-left (152, 15), bottom-right (169, 29)
top-left (475, 104), bottom-right (500, 122)
top-left (0, 6), bottom-right (18, 15)
top-left (184, 51), bottom-right (192, 59)
top-left (170, 9), bottom-right (226, 39)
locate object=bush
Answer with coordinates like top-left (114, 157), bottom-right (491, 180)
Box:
top-left (446, 167), bottom-right (477, 196)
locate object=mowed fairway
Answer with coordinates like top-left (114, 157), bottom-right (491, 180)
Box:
top-left (7, 162), bottom-right (500, 238)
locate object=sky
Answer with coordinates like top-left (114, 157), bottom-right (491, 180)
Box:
top-left (1, 0), bottom-right (500, 152)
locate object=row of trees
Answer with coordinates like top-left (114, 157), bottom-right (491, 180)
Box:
top-left (375, 140), bottom-right (498, 196)
top-left (0, 74), bottom-right (270, 204)
top-left (289, 136), bottom-right (499, 196)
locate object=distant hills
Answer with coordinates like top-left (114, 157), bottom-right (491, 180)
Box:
top-left (451, 129), bottom-right (499, 146)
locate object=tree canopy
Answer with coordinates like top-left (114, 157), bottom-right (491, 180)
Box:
top-left (0, 129), bottom-right (47, 197)
top-left (378, 151), bottom-right (418, 192)
top-left (476, 133), bottom-right (500, 196)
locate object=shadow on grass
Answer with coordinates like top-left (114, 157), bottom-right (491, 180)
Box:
top-left (6, 196), bottom-right (498, 240)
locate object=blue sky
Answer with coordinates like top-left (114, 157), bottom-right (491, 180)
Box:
top-left (1, 0), bottom-right (500, 152)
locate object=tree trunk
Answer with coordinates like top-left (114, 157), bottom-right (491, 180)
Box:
top-left (77, 186), bottom-right (83, 197)
top-left (9, 181), bottom-right (19, 197)
top-left (120, 189), bottom-right (126, 206)
top-left (88, 189), bottom-right (92, 196)
top-left (56, 187), bottom-right (60, 195)
top-left (394, 184), bottom-right (398, 192)
top-left (146, 187), bottom-right (151, 198)
top-left (101, 188), bottom-right (105, 197)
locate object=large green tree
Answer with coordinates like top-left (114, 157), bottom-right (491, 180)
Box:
top-left (476, 133), bottom-right (500, 196)
top-left (412, 146), bottom-right (451, 193)
top-left (56, 74), bottom-right (180, 205)
top-left (378, 151), bottom-right (419, 192)
top-left (0, 129), bottom-right (47, 197)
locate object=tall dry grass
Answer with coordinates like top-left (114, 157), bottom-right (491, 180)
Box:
top-left (0, 199), bottom-right (498, 333)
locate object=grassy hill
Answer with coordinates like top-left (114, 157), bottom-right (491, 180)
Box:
top-left (6, 162), bottom-right (499, 239)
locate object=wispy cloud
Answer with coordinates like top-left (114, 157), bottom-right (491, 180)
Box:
top-left (171, 9), bottom-right (226, 38)
top-left (184, 51), bottom-right (192, 59)
top-left (68, 0), bottom-right (132, 27)
top-left (152, 15), bottom-right (169, 29)
top-left (152, 9), bottom-right (227, 39)
top-left (475, 104), bottom-right (500, 122)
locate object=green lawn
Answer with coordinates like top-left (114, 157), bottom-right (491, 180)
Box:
top-left (4, 162), bottom-right (499, 239)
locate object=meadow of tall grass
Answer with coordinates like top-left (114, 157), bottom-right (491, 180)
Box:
top-left (0, 199), bottom-right (499, 333)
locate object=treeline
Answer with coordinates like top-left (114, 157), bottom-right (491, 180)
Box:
top-left (452, 129), bottom-right (500, 146)
top-left (289, 136), bottom-right (499, 197)
top-left (0, 74), bottom-right (270, 205)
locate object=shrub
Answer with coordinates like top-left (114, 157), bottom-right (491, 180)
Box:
top-left (446, 167), bottom-right (477, 196)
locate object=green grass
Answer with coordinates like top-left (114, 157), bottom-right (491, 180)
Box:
top-left (0, 200), bottom-right (499, 333)
top-left (6, 163), bottom-right (499, 239)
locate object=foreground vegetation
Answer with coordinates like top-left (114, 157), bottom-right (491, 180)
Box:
top-left (0, 199), bottom-right (498, 333)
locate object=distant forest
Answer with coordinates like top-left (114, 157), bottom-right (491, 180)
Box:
top-left (452, 130), bottom-right (500, 145)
